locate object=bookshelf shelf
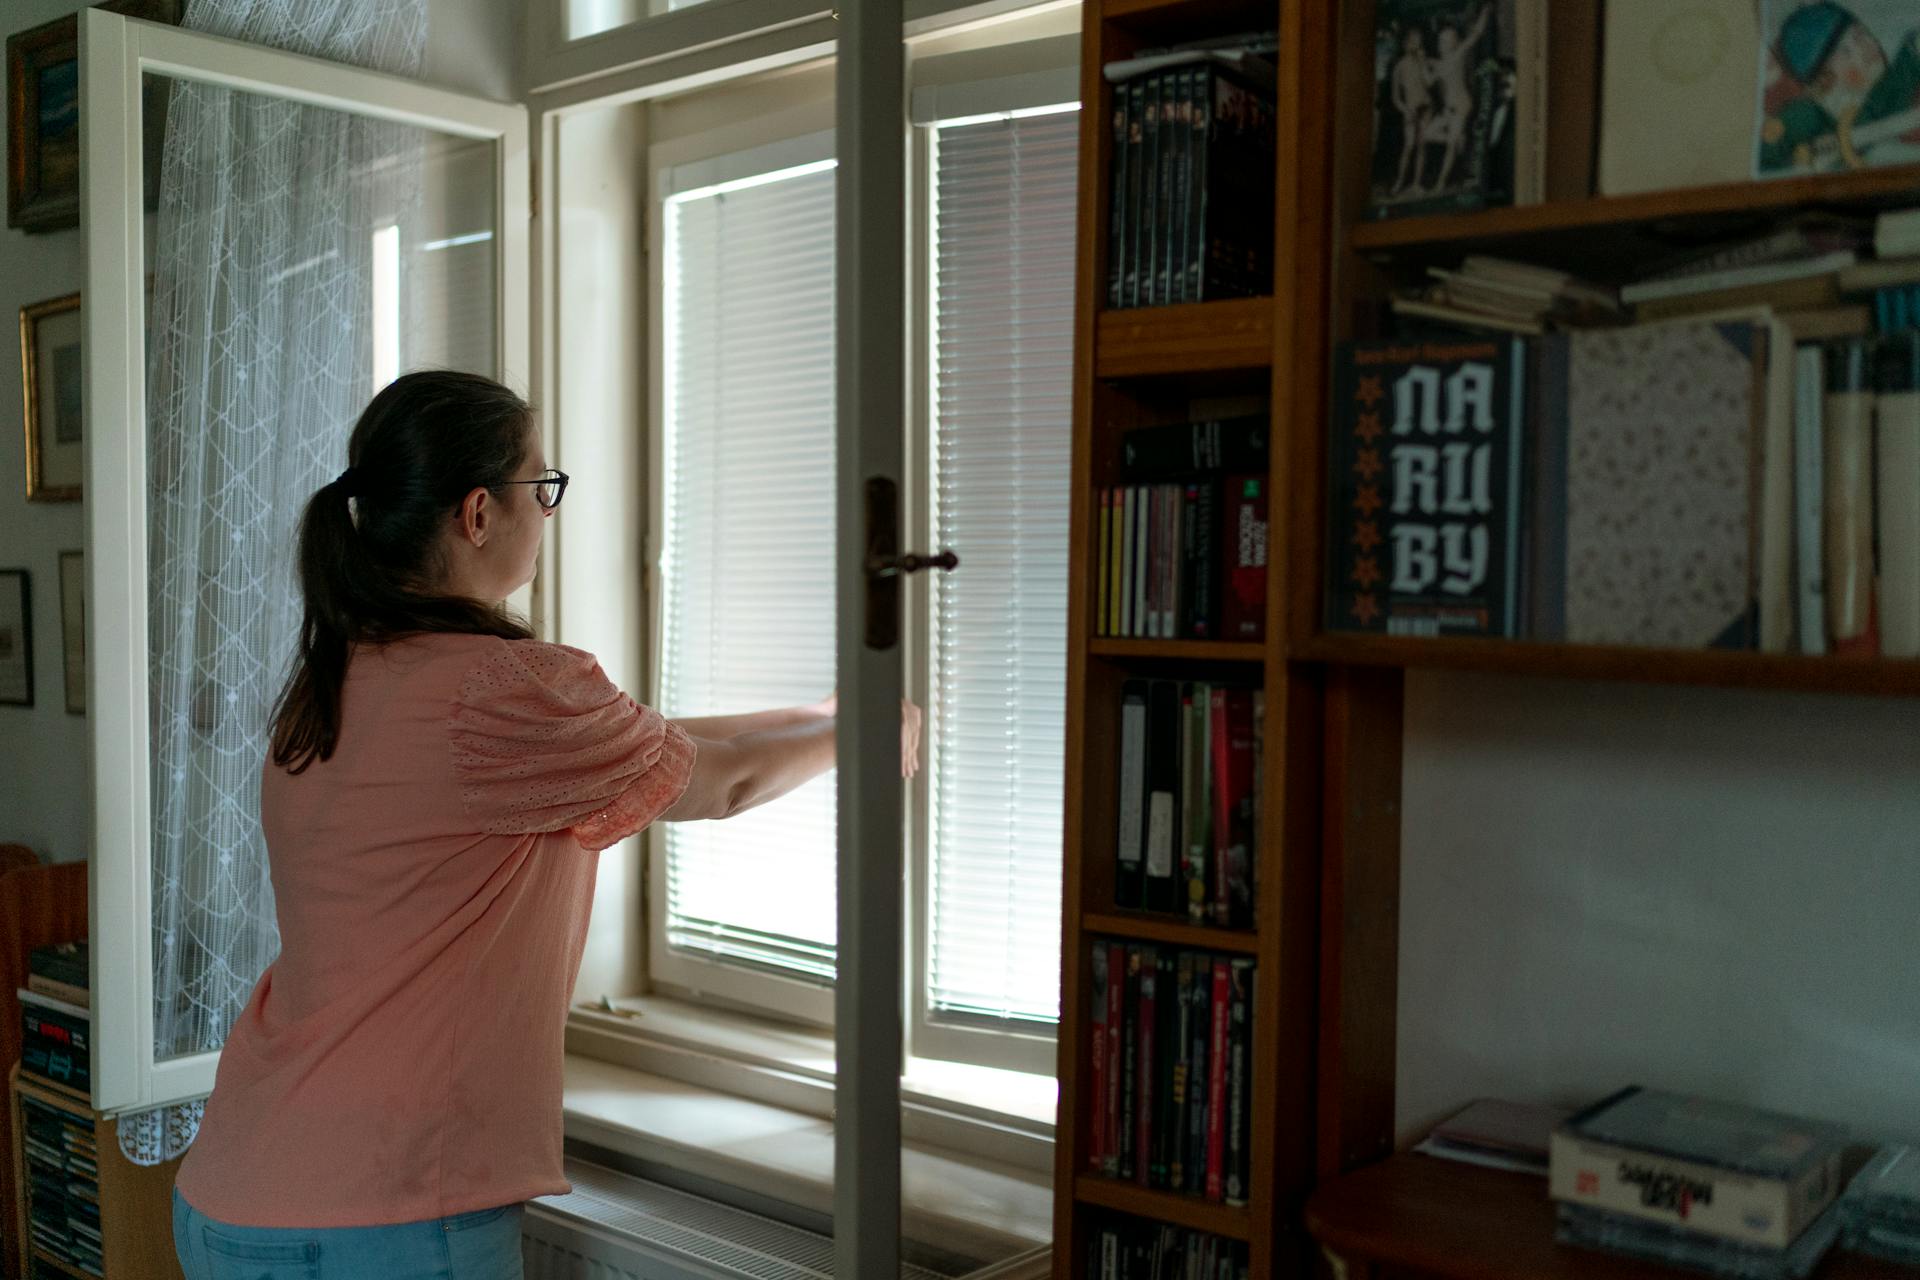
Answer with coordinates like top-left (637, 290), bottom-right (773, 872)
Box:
top-left (1088, 638), bottom-right (1267, 663)
top-left (30, 1245), bottom-right (92, 1280)
top-left (1074, 1176), bottom-right (1254, 1241)
top-left (1293, 634), bottom-right (1920, 699)
top-left (1084, 912), bottom-right (1260, 955)
top-left (1094, 298), bottom-right (1273, 378)
top-left (1346, 163), bottom-right (1920, 258)
top-left (1306, 1155), bottom-right (1912, 1280)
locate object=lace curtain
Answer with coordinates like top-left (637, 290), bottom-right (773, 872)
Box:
top-left (121, 0), bottom-right (427, 1167)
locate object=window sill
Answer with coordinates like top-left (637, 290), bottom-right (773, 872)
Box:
top-left (561, 1053), bottom-right (1054, 1262)
top-left (564, 994), bottom-right (1058, 1158)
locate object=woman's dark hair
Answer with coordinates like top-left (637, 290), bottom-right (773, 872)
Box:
top-left (269, 370), bottom-right (537, 773)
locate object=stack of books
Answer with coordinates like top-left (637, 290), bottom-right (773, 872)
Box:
top-left (1838, 1145), bottom-right (1920, 1266)
top-left (1102, 36), bottom-right (1277, 308)
top-left (1087, 1215), bottom-right (1250, 1279)
top-left (1086, 943), bottom-right (1255, 1206)
top-left (20, 1094), bottom-right (102, 1277)
top-left (1413, 1098), bottom-right (1568, 1175)
top-left (1113, 680), bottom-right (1259, 925)
top-left (1393, 255), bottom-right (1620, 335)
top-left (1548, 1087), bottom-right (1850, 1279)
top-left (1097, 418), bottom-right (1268, 643)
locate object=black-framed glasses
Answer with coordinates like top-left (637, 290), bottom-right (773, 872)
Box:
top-left (499, 469), bottom-right (569, 511)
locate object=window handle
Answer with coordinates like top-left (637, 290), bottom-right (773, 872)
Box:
top-left (864, 477), bottom-right (959, 650)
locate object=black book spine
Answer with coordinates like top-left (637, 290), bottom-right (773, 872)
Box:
top-left (1156, 69), bottom-right (1182, 306)
top-left (1225, 959), bottom-right (1253, 1206)
top-left (1141, 73), bottom-right (1162, 307)
top-left (1186, 950), bottom-right (1210, 1196)
top-left (1143, 680), bottom-right (1181, 913)
top-left (1152, 947), bottom-right (1178, 1188)
top-left (1190, 478), bottom-right (1219, 639)
top-left (1125, 79), bottom-right (1146, 308)
top-left (1119, 945), bottom-right (1139, 1180)
top-left (1108, 85), bottom-right (1128, 310)
top-left (1171, 68), bottom-right (1194, 304)
top-left (1169, 950), bottom-right (1193, 1192)
top-left (1116, 679), bottom-right (1148, 909)
top-left (1187, 66), bottom-right (1209, 301)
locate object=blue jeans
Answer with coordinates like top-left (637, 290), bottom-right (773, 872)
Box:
top-left (172, 1186), bottom-right (525, 1280)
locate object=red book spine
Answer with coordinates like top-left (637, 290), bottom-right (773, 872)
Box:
top-left (1104, 942), bottom-right (1124, 1177)
top-left (1088, 943), bottom-right (1108, 1173)
top-left (1205, 957), bottom-right (1230, 1202)
top-left (1134, 947), bottom-right (1157, 1186)
top-left (1221, 475), bottom-right (1268, 639)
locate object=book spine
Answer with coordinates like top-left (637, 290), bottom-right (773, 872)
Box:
top-left (1119, 485), bottom-right (1136, 638)
top-left (1116, 681), bottom-right (1147, 910)
top-left (1186, 949), bottom-right (1210, 1194)
top-left (25, 978), bottom-right (90, 1009)
top-left (1221, 475), bottom-right (1268, 639)
top-left (1182, 683), bottom-right (1209, 923)
top-left (1794, 345), bottom-right (1829, 655)
top-left (1134, 945), bottom-right (1157, 1187)
top-left (1125, 80), bottom-right (1146, 308)
top-left (1109, 86), bottom-right (1128, 309)
top-left (1169, 949), bottom-right (1193, 1193)
top-left (1170, 68), bottom-right (1193, 304)
top-left (1882, 379), bottom-right (1920, 657)
top-left (1133, 483), bottom-right (1151, 636)
top-left (1187, 67), bottom-right (1207, 302)
top-left (1825, 340), bottom-right (1878, 655)
top-left (1208, 686), bottom-right (1232, 925)
top-left (1166, 483), bottom-right (1184, 638)
top-left (1155, 70), bottom-right (1178, 306)
top-left (1104, 942), bottom-right (1124, 1176)
top-left (1224, 958), bottom-right (1253, 1206)
top-left (1205, 957), bottom-right (1229, 1201)
top-left (1141, 74), bottom-right (1162, 308)
top-left (1096, 487), bottom-right (1111, 638)
top-left (1119, 946), bottom-right (1140, 1179)
top-left (1109, 487), bottom-right (1126, 637)
top-left (1152, 948), bottom-right (1177, 1188)
top-left (1222, 688), bottom-right (1255, 929)
top-left (1144, 680), bottom-right (1180, 913)
top-left (1088, 942), bottom-right (1110, 1172)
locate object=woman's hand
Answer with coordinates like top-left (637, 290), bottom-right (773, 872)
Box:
top-left (819, 690), bottom-right (922, 778)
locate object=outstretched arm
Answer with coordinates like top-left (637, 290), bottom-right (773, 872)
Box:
top-left (1465, 3), bottom-right (1492, 49)
top-left (660, 695), bottom-right (922, 822)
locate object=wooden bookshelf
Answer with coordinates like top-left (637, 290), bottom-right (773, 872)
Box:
top-left (10, 1064), bottom-right (186, 1280)
top-left (1307, 1155), bottom-right (1918, 1279)
top-left (1287, 0), bottom-right (1920, 1273)
top-left (1053, 0), bottom-right (1321, 1272)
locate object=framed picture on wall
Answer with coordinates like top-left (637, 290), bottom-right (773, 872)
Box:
top-left (6, 0), bottom-right (182, 233)
top-left (21, 292), bottom-right (82, 502)
top-left (58, 551), bottom-right (83, 717)
top-left (0, 570), bottom-right (30, 707)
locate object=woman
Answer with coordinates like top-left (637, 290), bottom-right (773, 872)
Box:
top-left (170, 370), bottom-right (917, 1278)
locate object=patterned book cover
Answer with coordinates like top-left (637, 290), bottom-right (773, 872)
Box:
top-left (1531, 319), bottom-right (1765, 647)
top-left (1328, 335), bottom-right (1527, 636)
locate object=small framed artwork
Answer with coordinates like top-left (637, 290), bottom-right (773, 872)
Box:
top-left (21, 292), bottom-right (82, 502)
top-left (58, 551), bottom-right (84, 717)
top-left (0, 570), bottom-right (30, 707)
top-left (6, 0), bottom-right (181, 233)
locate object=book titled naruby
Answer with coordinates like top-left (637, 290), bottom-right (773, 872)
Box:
top-left (1548, 1086), bottom-right (1850, 1250)
top-left (1328, 335), bottom-right (1526, 637)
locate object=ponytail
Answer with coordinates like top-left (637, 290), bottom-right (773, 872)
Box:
top-left (268, 371), bottom-right (536, 774)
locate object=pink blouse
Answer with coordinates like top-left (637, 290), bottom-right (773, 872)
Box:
top-left (173, 633), bottom-right (695, 1227)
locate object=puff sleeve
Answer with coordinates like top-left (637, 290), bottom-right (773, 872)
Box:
top-left (449, 640), bottom-right (696, 852)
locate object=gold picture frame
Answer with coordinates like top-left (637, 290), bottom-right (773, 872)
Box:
top-left (21, 291), bottom-right (81, 503)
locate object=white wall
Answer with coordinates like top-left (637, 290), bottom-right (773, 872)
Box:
top-left (1397, 668), bottom-right (1920, 1145)
top-left (0, 0), bottom-right (520, 864)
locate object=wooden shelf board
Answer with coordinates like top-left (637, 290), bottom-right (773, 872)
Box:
top-left (1074, 1175), bottom-right (1252, 1240)
top-left (1306, 1154), bottom-right (1913, 1279)
top-left (1293, 632), bottom-right (1920, 698)
top-left (28, 1246), bottom-right (93, 1280)
top-left (1089, 638), bottom-right (1267, 663)
top-left (15, 1074), bottom-right (93, 1114)
top-left (1348, 165), bottom-right (1920, 254)
top-left (1084, 912), bottom-right (1259, 954)
top-left (1094, 298), bottom-right (1273, 378)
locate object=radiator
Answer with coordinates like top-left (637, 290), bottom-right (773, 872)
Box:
top-left (521, 1158), bottom-right (1050, 1280)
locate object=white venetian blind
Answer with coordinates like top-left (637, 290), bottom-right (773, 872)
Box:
top-left (660, 159), bottom-right (839, 982)
top-left (926, 107), bottom-right (1078, 1028)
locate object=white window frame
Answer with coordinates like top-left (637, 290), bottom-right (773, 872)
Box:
top-left (645, 120), bottom-right (841, 1029)
top-left (81, 9), bottom-right (529, 1117)
top-left (640, 50), bottom-right (1078, 1078)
